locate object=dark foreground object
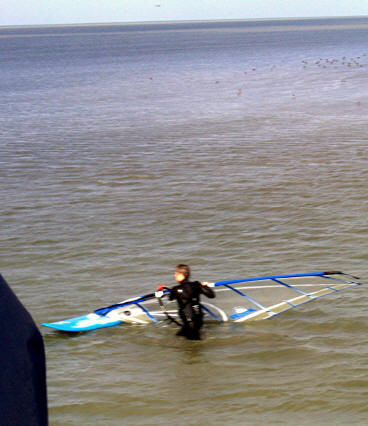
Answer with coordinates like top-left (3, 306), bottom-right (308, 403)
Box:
top-left (0, 274), bottom-right (48, 426)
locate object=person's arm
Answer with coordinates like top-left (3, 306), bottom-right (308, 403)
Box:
top-left (169, 286), bottom-right (176, 301)
top-left (200, 282), bottom-right (215, 298)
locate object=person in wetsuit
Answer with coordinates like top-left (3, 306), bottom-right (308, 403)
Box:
top-left (168, 264), bottom-right (215, 340)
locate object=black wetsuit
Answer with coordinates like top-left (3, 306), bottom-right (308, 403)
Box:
top-left (169, 280), bottom-right (215, 340)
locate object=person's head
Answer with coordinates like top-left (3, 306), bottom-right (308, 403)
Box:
top-left (174, 264), bottom-right (190, 283)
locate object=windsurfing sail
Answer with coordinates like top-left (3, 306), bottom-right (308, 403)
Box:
top-left (209, 271), bottom-right (363, 322)
top-left (42, 271), bottom-right (363, 332)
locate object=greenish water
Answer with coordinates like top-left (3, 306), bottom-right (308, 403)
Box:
top-left (1, 18), bottom-right (367, 425)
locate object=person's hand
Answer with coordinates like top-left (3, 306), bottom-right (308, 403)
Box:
top-left (201, 281), bottom-right (209, 286)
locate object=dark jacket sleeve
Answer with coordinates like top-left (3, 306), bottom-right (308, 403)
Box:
top-left (169, 286), bottom-right (176, 301)
top-left (200, 283), bottom-right (215, 299)
top-left (0, 274), bottom-right (48, 426)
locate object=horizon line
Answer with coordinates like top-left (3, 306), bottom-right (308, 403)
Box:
top-left (1, 14), bottom-right (367, 30)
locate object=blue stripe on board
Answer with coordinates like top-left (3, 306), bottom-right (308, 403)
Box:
top-left (230, 308), bottom-right (257, 320)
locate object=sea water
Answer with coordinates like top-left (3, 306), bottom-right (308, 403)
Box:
top-left (1, 17), bottom-right (368, 425)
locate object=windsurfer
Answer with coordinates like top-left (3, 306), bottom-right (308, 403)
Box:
top-left (159, 264), bottom-right (215, 340)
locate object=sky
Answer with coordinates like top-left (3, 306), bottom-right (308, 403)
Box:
top-left (0, 0), bottom-right (367, 26)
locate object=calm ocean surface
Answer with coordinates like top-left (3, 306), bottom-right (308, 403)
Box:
top-left (1, 17), bottom-right (368, 425)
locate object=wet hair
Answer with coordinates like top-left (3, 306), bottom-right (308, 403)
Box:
top-left (175, 264), bottom-right (190, 280)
